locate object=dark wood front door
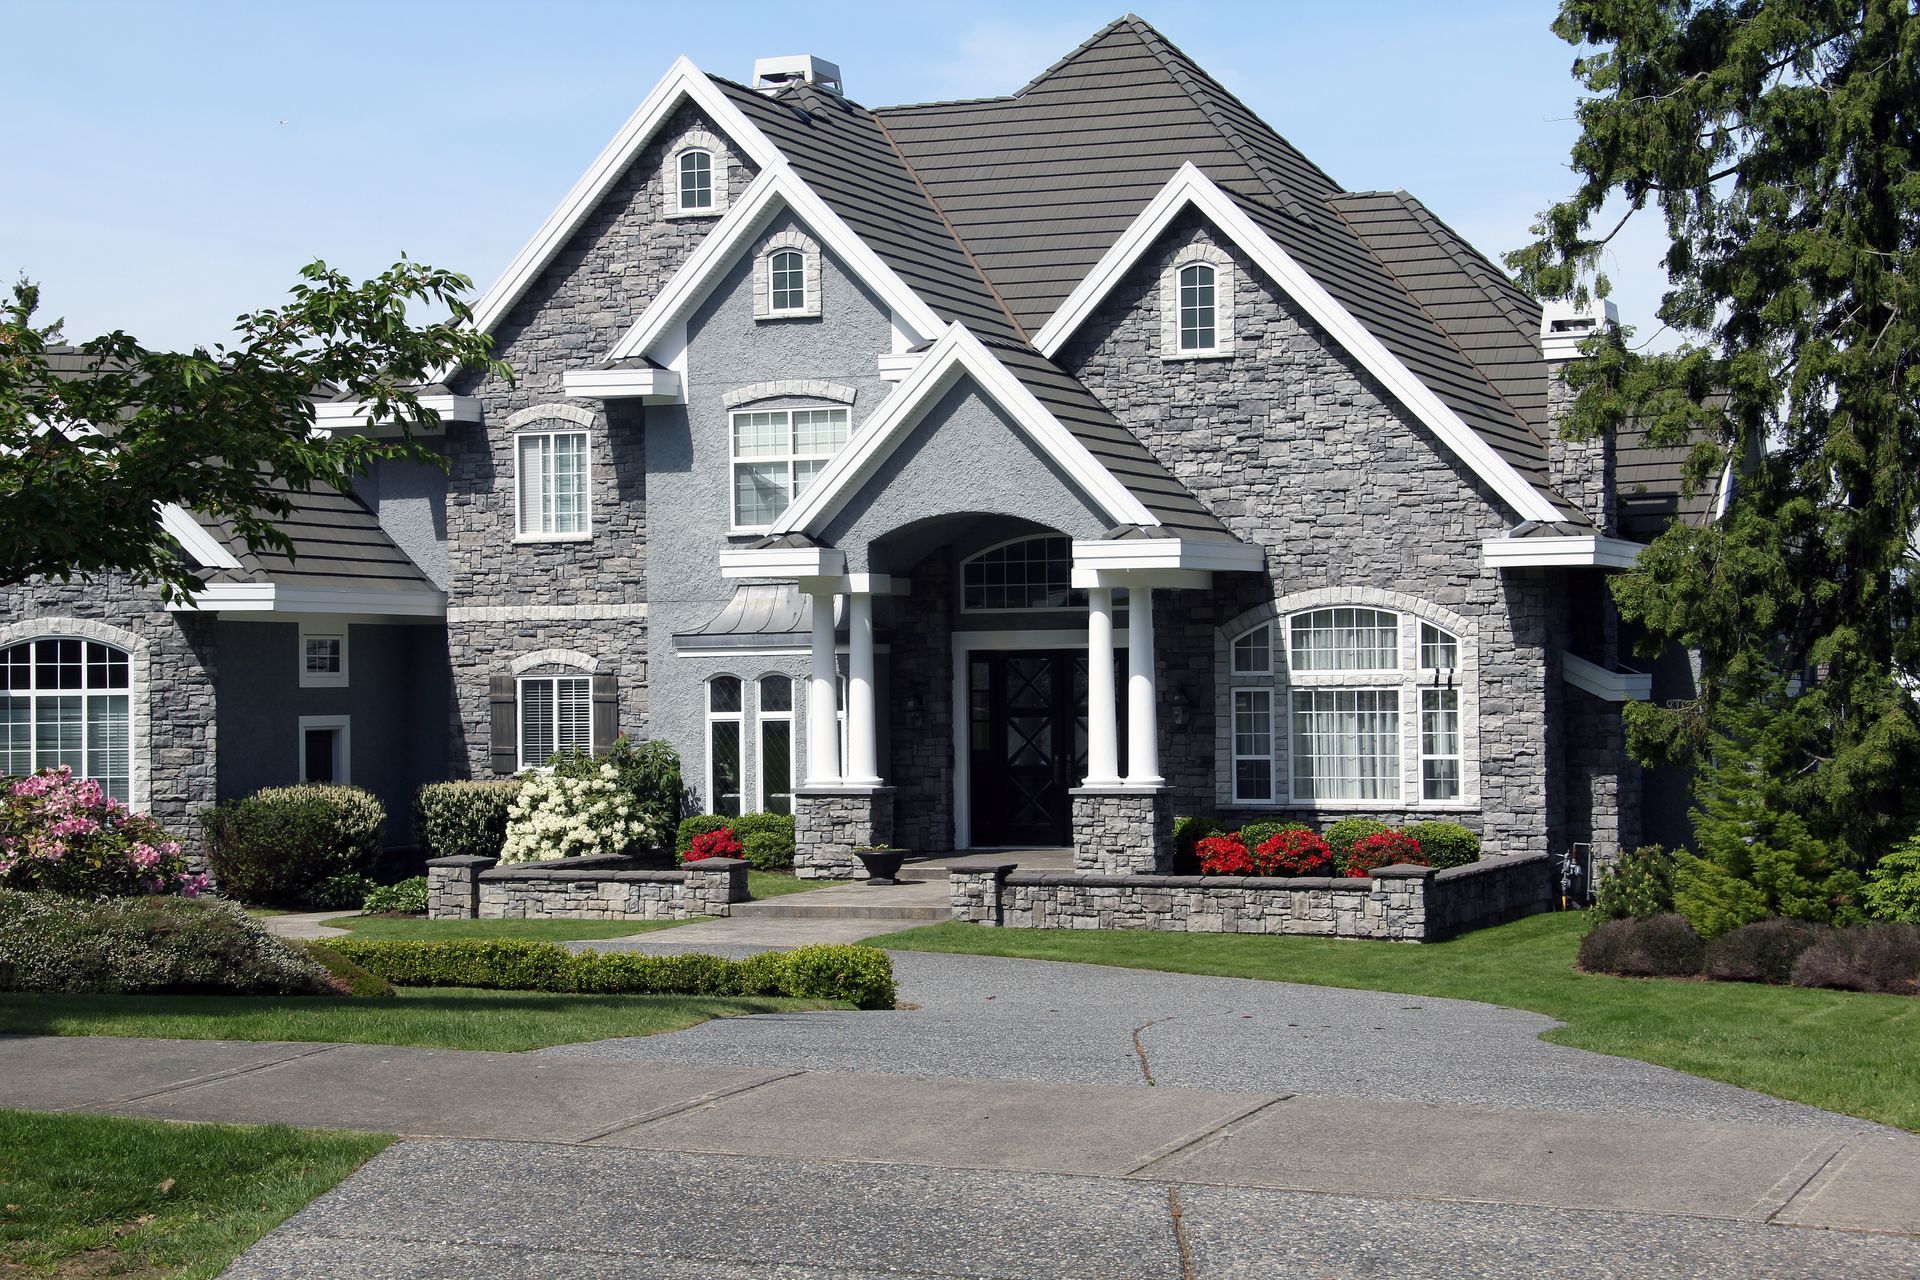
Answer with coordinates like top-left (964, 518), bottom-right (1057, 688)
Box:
top-left (968, 650), bottom-right (1124, 847)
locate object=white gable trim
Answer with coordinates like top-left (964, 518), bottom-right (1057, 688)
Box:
top-left (771, 323), bottom-right (1154, 536)
top-left (462, 57), bottom-right (784, 343)
top-left (1032, 164), bottom-right (1563, 524)
top-left (159, 504), bottom-right (242, 570)
top-left (604, 163), bottom-right (945, 366)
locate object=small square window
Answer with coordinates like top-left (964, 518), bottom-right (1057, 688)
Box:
top-left (299, 628), bottom-right (348, 688)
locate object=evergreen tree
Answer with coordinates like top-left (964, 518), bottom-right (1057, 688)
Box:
top-left (1509, 1), bottom-right (1920, 870)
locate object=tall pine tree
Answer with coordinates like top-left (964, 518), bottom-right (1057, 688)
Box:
top-left (1509, 2), bottom-right (1920, 889)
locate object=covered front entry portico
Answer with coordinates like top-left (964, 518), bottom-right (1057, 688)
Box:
top-left (963, 645), bottom-right (1127, 849)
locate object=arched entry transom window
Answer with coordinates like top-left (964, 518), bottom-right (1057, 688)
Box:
top-left (961, 536), bottom-right (1085, 612)
top-left (1, 638), bottom-right (132, 802)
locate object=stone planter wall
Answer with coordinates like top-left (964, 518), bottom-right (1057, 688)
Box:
top-left (794, 786), bottom-right (894, 880)
top-left (1071, 786), bottom-right (1173, 874)
top-left (948, 853), bottom-right (1553, 942)
top-left (425, 854), bottom-right (747, 920)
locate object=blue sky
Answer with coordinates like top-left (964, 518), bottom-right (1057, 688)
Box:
top-left (2, 1), bottom-right (1671, 352)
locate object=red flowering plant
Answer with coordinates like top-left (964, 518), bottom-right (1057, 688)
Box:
top-left (684, 827), bottom-right (744, 862)
top-left (1195, 832), bottom-right (1256, 876)
top-left (0, 766), bottom-right (206, 898)
top-left (1342, 829), bottom-right (1427, 878)
top-left (1253, 828), bottom-right (1335, 877)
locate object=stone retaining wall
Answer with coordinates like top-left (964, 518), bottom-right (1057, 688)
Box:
top-left (948, 853), bottom-right (1553, 942)
top-left (425, 854), bottom-right (747, 920)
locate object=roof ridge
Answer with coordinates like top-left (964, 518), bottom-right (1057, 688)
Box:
top-left (1012, 15), bottom-right (1135, 97)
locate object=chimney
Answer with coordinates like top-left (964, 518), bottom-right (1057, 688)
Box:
top-left (1540, 297), bottom-right (1619, 362)
top-left (752, 55), bottom-right (844, 96)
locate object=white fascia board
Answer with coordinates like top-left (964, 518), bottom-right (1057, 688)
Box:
top-left (159, 504), bottom-right (242, 570)
top-left (1032, 164), bottom-right (1563, 525)
top-left (770, 323), bottom-right (1155, 536)
top-left (718, 545), bottom-right (847, 580)
top-left (169, 584), bottom-right (447, 617)
top-left (605, 164), bottom-right (945, 364)
top-left (1481, 535), bottom-right (1644, 570)
top-left (462, 57), bottom-right (784, 344)
top-left (561, 367), bottom-right (682, 402)
top-left (1071, 535), bottom-right (1264, 575)
top-left (1563, 651), bottom-right (1653, 702)
top-left (312, 395), bottom-right (478, 434)
top-left (877, 351), bottom-right (923, 381)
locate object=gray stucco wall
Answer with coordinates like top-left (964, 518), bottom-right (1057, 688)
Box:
top-left (1057, 213), bottom-right (1563, 858)
top-left (352, 446), bottom-right (449, 590)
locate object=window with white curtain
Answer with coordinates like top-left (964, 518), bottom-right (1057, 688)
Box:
top-left (1289, 608), bottom-right (1399, 672)
top-left (1420, 687), bottom-right (1462, 801)
top-left (516, 430), bottom-right (590, 539)
top-left (1419, 622), bottom-right (1458, 671)
top-left (0, 638), bottom-right (131, 803)
top-left (518, 675), bottom-right (592, 769)
top-left (707, 675), bottom-right (744, 817)
top-left (1292, 688), bottom-right (1401, 802)
top-left (730, 406), bottom-right (849, 528)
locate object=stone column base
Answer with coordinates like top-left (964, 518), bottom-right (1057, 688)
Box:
top-left (426, 855), bottom-right (498, 919)
top-left (1070, 786), bottom-right (1172, 875)
top-left (794, 786), bottom-right (896, 880)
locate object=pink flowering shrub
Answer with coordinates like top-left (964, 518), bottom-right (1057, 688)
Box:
top-left (0, 766), bottom-right (205, 898)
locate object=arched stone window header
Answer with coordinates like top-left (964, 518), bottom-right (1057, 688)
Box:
top-left (666, 128), bottom-right (730, 218)
top-left (1161, 242), bottom-right (1235, 360)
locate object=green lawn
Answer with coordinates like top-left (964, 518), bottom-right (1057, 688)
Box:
top-left (748, 870), bottom-right (831, 898)
top-left (0, 987), bottom-right (843, 1053)
top-left (329, 914), bottom-right (695, 942)
top-left (0, 1109), bottom-right (388, 1279)
top-left (874, 912), bottom-right (1920, 1132)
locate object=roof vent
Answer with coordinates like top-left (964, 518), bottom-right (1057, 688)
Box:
top-left (752, 54), bottom-right (843, 96)
top-left (1540, 297), bottom-right (1620, 361)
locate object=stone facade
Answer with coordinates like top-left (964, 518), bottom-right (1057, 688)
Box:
top-left (794, 787), bottom-right (894, 879)
top-left (1544, 362), bottom-right (1616, 534)
top-left (949, 854), bottom-right (1553, 942)
top-left (426, 853), bottom-right (746, 920)
top-left (1057, 214), bottom-right (1563, 858)
top-left (1071, 787), bottom-right (1173, 874)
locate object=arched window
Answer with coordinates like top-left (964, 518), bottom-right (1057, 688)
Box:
top-left (768, 249), bottom-right (807, 314)
top-left (677, 148), bottom-right (713, 211)
top-left (1178, 262), bottom-right (1216, 352)
top-left (961, 536), bottom-right (1084, 612)
top-left (707, 675), bottom-right (744, 816)
top-left (1163, 245), bottom-right (1233, 358)
top-left (754, 230), bottom-right (821, 319)
top-left (757, 674), bottom-right (793, 815)
top-left (0, 638), bottom-right (131, 802)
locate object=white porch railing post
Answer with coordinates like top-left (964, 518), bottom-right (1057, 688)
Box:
top-left (1125, 583), bottom-right (1163, 787)
top-left (1084, 586), bottom-right (1123, 786)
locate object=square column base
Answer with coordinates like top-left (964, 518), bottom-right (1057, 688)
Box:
top-left (1071, 786), bottom-right (1172, 875)
top-left (794, 786), bottom-right (896, 880)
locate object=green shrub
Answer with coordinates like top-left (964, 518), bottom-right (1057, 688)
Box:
top-left (1172, 817), bottom-right (1224, 873)
top-left (576, 736), bottom-right (684, 846)
top-left (1704, 919), bottom-right (1832, 985)
top-left (298, 943), bottom-right (396, 998)
top-left (199, 784), bottom-right (385, 907)
top-left (1864, 841), bottom-right (1920, 924)
top-left (1239, 820), bottom-right (1310, 850)
top-left (1593, 845), bottom-right (1678, 920)
top-left (1577, 913), bottom-right (1706, 978)
top-left (307, 873), bottom-right (371, 911)
top-left (741, 831), bottom-right (790, 872)
top-left (326, 938), bottom-right (897, 1010)
top-left (1324, 817), bottom-right (1392, 862)
top-left (1789, 923), bottom-right (1920, 996)
top-left (414, 780), bottom-right (521, 861)
top-left (1402, 821), bottom-right (1480, 869)
top-left (0, 889), bottom-right (333, 995)
top-left (361, 876), bottom-right (428, 916)
top-left (676, 814), bottom-right (736, 855)
top-left (1674, 850), bottom-right (1772, 939)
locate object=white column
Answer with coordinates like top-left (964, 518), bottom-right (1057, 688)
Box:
top-left (1126, 584), bottom-right (1163, 787)
top-left (844, 589), bottom-right (881, 787)
top-left (1084, 586), bottom-right (1122, 786)
top-left (805, 584), bottom-right (841, 786)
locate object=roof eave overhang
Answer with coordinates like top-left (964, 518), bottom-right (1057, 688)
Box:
top-left (312, 395), bottom-right (477, 436)
top-left (167, 583), bottom-right (448, 618)
top-left (1563, 650), bottom-right (1653, 701)
top-left (1480, 535), bottom-right (1644, 570)
top-left (561, 367), bottom-right (683, 402)
top-left (1069, 534), bottom-right (1263, 588)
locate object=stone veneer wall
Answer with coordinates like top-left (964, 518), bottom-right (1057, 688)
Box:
top-left (1056, 213), bottom-right (1564, 859)
top-left (949, 853), bottom-right (1553, 942)
top-left (426, 854), bottom-right (746, 920)
top-left (1071, 787), bottom-right (1173, 874)
top-left (794, 787), bottom-right (894, 880)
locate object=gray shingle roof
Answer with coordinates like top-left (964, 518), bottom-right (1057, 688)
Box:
top-left (201, 481), bottom-right (436, 593)
top-left (1615, 421), bottom-right (1721, 540)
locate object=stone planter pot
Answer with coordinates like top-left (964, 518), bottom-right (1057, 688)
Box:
top-left (853, 847), bottom-right (909, 885)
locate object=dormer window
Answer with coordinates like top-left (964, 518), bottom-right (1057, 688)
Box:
top-left (1178, 263), bottom-right (1216, 351)
top-left (677, 149), bottom-right (713, 212)
top-left (666, 129), bottom-right (729, 218)
top-left (1161, 242), bottom-right (1234, 359)
top-left (754, 230), bottom-right (823, 319)
top-left (769, 249), bottom-right (806, 313)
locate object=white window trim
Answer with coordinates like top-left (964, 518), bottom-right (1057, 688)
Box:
top-left (516, 673), bottom-right (593, 772)
top-left (1231, 686), bottom-right (1276, 804)
top-left (513, 429), bottom-right (593, 543)
top-left (706, 675), bottom-right (745, 816)
top-left (728, 405), bottom-right (850, 533)
top-left (665, 128), bottom-right (729, 219)
top-left (298, 622), bottom-right (348, 689)
top-left (1288, 685), bottom-right (1404, 807)
top-left (755, 673), bottom-right (794, 815)
top-left (753, 229), bottom-right (823, 320)
top-left (297, 714), bottom-right (351, 785)
top-left (1160, 242), bottom-right (1235, 361)
top-left (0, 635), bottom-right (137, 805)
top-left (1419, 686), bottom-right (1464, 803)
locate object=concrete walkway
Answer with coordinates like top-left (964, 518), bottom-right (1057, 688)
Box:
top-left (258, 911), bottom-right (354, 941)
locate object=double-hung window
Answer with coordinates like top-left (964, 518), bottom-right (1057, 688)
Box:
top-left (1230, 624), bottom-right (1274, 802)
top-left (677, 149), bottom-right (713, 212)
top-left (516, 431), bottom-right (589, 539)
top-left (730, 406), bottom-right (849, 528)
top-left (0, 638), bottom-right (131, 803)
top-left (518, 675), bottom-right (592, 769)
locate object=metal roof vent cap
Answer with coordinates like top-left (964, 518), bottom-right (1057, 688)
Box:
top-left (752, 55), bottom-right (843, 96)
top-left (1541, 297), bottom-right (1620, 361)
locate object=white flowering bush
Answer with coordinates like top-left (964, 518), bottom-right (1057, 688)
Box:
top-left (499, 763), bottom-right (664, 863)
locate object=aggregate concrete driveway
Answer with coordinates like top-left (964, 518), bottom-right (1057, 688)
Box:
top-left (544, 949), bottom-right (1863, 1130)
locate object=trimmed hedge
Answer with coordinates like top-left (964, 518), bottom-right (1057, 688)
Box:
top-left (1704, 918), bottom-right (1831, 985)
top-left (200, 784), bottom-right (385, 907)
top-left (1171, 816), bottom-right (1224, 875)
top-left (0, 889), bottom-right (334, 995)
top-left (327, 938), bottom-right (897, 1010)
top-left (299, 943), bottom-right (397, 998)
top-left (1402, 821), bottom-right (1480, 870)
top-left (415, 780), bottom-right (522, 861)
top-left (1790, 923), bottom-right (1920, 996)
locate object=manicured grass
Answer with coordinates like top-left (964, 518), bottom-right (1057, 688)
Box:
top-left (329, 914), bottom-right (696, 941)
top-left (748, 870), bottom-right (832, 898)
top-left (0, 987), bottom-right (843, 1053)
top-left (0, 1108), bottom-right (388, 1279)
top-left (874, 912), bottom-right (1920, 1132)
